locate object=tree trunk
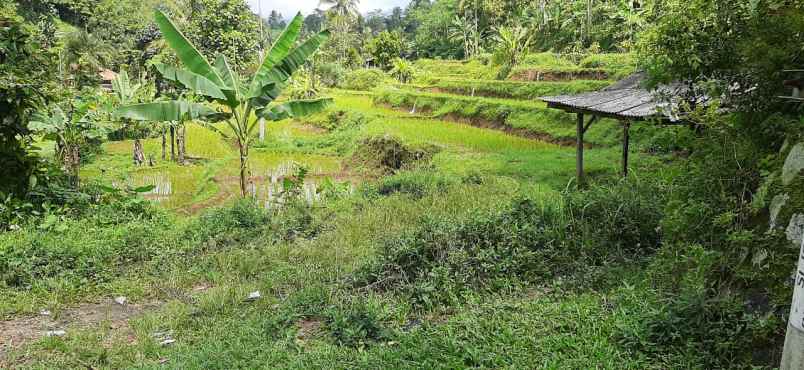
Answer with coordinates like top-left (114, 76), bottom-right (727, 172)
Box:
top-left (177, 124), bottom-right (186, 164)
top-left (66, 144), bottom-right (80, 189)
top-left (170, 126), bottom-right (175, 162)
top-left (238, 139), bottom-right (249, 198)
top-left (133, 139), bottom-right (146, 166)
top-left (161, 129), bottom-right (166, 161)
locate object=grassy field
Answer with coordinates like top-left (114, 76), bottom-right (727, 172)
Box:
top-left (2, 56), bottom-right (726, 369)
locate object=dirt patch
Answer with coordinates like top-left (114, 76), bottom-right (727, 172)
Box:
top-left (0, 299), bottom-right (161, 360)
top-left (510, 69), bottom-right (609, 82)
top-left (295, 318), bottom-right (323, 342)
top-left (349, 135), bottom-right (439, 174)
top-left (292, 123), bottom-right (328, 136)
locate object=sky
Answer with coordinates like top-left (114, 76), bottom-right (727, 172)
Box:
top-left (246, 0), bottom-right (410, 19)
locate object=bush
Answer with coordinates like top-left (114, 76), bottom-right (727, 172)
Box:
top-left (352, 199), bottom-right (564, 308)
top-left (316, 62), bottom-right (346, 88)
top-left (389, 58), bottom-right (415, 83)
top-left (0, 201), bottom-right (170, 288)
top-left (377, 170), bottom-right (457, 199)
top-left (565, 174), bottom-right (668, 261)
top-left (325, 297), bottom-right (390, 348)
top-left (341, 68), bottom-right (387, 91)
top-left (367, 31), bottom-right (405, 70)
top-left (619, 244), bottom-right (783, 368)
top-left (309, 110), bottom-right (368, 132)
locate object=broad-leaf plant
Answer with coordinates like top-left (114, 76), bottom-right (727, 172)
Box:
top-left (117, 10), bottom-right (331, 197)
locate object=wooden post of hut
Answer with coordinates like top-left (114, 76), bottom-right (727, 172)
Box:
top-left (576, 113), bottom-right (585, 185)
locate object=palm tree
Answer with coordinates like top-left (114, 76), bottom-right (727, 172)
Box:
top-left (59, 29), bottom-right (114, 87)
top-left (117, 11), bottom-right (331, 197)
top-left (318, 0), bottom-right (359, 18)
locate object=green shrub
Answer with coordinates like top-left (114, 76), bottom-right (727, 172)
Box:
top-left (565, 174), bottom-right (668, 261)
top-left (352, 199), bottom-right (564, 308)
top-left (0, 202), bottom-right (171, 288)
top-left (308, 110), bottom-right (369, 132)
top-left (0, 199), bottom-right (276, 289)
top-left (377, 170), bottom-right (457, 199)
top-left (619, 244), bottom-right (783, 368)
top-left (317, 62), bottom-right (346, 88)
top-left (189, 199), bottom-right (271, 241)
top-left (325, 297), bottom-right (390, 348)
top-left (341, 68), bottom-right (387, 91)
top-left (367, 31), bottom-right (405, 70)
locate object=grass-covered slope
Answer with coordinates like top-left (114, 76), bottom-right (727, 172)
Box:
top-left (510, 52), bottom-right (637, 81)
top-left (373, 88), bottom-right (625, 147)
top-left (421, 77), bottom-right (612, 100)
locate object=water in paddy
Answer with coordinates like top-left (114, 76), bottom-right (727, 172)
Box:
top-left (124, 154), bottom-right (352, 209)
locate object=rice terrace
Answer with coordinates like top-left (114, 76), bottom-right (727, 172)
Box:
top-left (1, 0), bottom-right (804, 369)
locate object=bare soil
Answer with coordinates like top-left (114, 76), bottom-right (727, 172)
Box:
top-left (0, 299), bottom-right (161, 362)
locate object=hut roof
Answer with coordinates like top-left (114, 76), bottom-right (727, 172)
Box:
top-left (98, 69), bottom-right (118, 82)
top-left (541, 72), bottom-right (688, 122)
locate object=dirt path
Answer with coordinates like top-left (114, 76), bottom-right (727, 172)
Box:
top-left (0, 299), bottom-right (161, 362)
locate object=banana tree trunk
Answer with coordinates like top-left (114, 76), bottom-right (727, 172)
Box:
top-left (66, 144), bottom-right (80, 189)
top-left (133, 139), bottom-right (146, 166)
top-left (161, 129), bottom-right (167, 160)
top-left (238, 140), bottom-right (250, 197)
top-left (177, 124), bottom-right (186, 164)
top-left (170, 126), bottom-right (175, 162)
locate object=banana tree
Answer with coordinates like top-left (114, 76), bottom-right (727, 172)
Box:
top-left (30, 102), bottom-right (108, 188)
top-left (116, 10), bottom-right (331, 197)
top-left (110, 70), bottom-right (148, 165)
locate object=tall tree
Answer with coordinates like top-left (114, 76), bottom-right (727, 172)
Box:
top-left (267, 10), bottom-right (286, 30)
top-left (318, 0), bottom-right (360, 18)
top-left (0, 2), bottom-right (57, 196)
top-left (186, 0), bottom-right (262, 71)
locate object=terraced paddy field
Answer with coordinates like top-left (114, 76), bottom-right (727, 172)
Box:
top-left (3, 57), bottom-right (721, 369)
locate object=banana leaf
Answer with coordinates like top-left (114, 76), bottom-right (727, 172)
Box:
top-left (154, 9), bottom-right (225, 88)
top-left (115, 101), bottom-right (227, 122)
